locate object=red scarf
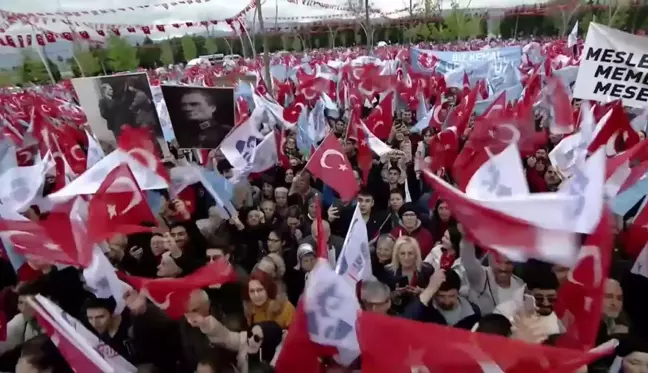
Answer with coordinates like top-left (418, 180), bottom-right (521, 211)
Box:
top-left (439, 251), bottom-right (457, 271)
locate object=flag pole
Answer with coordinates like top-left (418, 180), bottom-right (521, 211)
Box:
top-left (31, 26), bottom-right (56, 84)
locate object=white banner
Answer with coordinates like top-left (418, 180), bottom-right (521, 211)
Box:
top-left (573, 22), bottom-right (648, 108)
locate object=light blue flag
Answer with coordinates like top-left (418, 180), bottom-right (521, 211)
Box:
top-left (473, 84), bottom-right (523, 116)
top-left (202, 167), bottom-right (234, 202)
top-left (611, 179), bottom-right (648, 216)
top-left (146, 190), bottom-right (165, 216)
top-left (296, 107), bottom-right (314, 157)
top-left (198, 166), bottom-right (237, 219)
top-left (610, 176), bottom-right (648, 216)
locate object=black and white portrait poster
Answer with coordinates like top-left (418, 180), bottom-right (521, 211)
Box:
top-left (71, 73), bottom-right (162, 144)
top-left (161, 85), bottom-right (235, 149)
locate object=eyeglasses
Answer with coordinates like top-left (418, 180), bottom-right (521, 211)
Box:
top-left (248, 331), bottom-right (263, 343)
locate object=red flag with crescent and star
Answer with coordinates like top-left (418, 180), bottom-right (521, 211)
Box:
top-left (306, 133), bottom-right (359, 202)
top-left (117, 125), bottom-right (170, 183)
top-left (554, 212), bottom-right (613, 350)
top-left (87, 163), bottom-right (156, 244)
top-left (0, 210), bottom-right (91, 267)
top-left (358, 311), bottom-right (607, 373)
top-left (118, 258), bottom-right (236, 319)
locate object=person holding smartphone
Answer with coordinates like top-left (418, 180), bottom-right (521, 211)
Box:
top-left (385, 236), bottom-right (434, 314)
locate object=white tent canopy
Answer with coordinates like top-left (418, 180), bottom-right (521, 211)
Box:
top-left (0, 0), bottom-right (548, 38)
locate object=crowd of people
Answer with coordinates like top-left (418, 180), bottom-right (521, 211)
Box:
top-left (0, 33), bottom-right (648, 373)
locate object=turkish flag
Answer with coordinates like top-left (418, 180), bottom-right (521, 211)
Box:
top-left (141, 26), bottom-right (151, 34)
top-left (0, 209), bottom-right (91, 267)
top-left (306, 133), bottom-right (359, 202)
top-left (588, 104), bottom-right (640, 156)
top-left (87, 163), bottom-right (156, 243)
top-left (555, 212), bottom-right (613, 350)
top-left (422, 168), bottom-right (574, 255)
top-left (156, 25), bottom-right (165, 32)
top-left (283, 94), bottom-right (306, 124)
top-left (96, 30), bottom-right (105, 37)
top-left (358, 312), bottom-right (603, 373)
top-left (61, 32), bottom-right (73, 41)
top-left (79, 31), bottom-right (90, 39)
top-left (346, 110), bottom-right (372, 184)
top-left (45, 32), bottom-right (56, 43)
top-left (111, 28), bottom-right (121, 36)
top-left (5, 36), bottom-right (15, 47)
top-left (275, 129), bottom-right (290, 169)
top-left (119, 259), bottom-right (236, 319)
top-left (29, 297), bottom-right (110, 373)
top-left (117, 125), bottom-right (170, 183)
top-left (364, 92), bottom-right (394, 140)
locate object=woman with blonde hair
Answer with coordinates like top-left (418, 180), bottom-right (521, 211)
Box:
top-left (386, 236), bottom-right (434, 313)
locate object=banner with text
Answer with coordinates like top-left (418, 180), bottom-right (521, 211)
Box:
top-left (573, 22), bottom-right (648, 108)
top-left (410, 46), bottom-right (523, 92)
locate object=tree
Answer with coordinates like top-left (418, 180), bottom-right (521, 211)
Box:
top-left (19, 53), bottom-right (51, 84)
top-left (160, 40), bottom-right (174, 66)
top-left (346, 0), bottom-right (376, 48)
top-left (291, 35), bottom-right (302, 51)
top-left (599, 0), bottom-right (630, 28)
top-left (548, 0), bottom-right (585, 36)
top-left (73, 45), bottom-right (101, 76)
top-left (106, 36), bottom-right (139, 72)
top-left (443, 1), bottom-right (484, 40)
top-left (205, 37), bottom-right (219, 54)
top-left (181, 35), bottom-right (198, 62)
top-left (137, 37), bottom-right (161, 69)
top-left (0, 71), bottom-right (15, 87)
top-left (281, 34), bottom-right (290, 50)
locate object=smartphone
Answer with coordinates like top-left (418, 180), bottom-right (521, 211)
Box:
top-left (523, 294), bottom-right (537, 314)
top-left (396, 276), bottom-right (408, 288)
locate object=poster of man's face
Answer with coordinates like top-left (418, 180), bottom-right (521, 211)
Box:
top-left (161, 85), bottom-right (235, 149)
top-left (71, 73), bottom-right (163, 144)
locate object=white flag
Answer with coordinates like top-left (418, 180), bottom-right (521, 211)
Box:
top-left (466, 144), bottom-right (529, 200)
top-left (558, 148), bottom-right (606, 234)
top-left (0, 160), bottom-right (49, 212)
top-left (248, 131), bottom-right (278, 174)
top-left (336, 205), bottom-right (372, 284)
top-left (33, 295), bottom-right (137, 373)
top-left (83, 249), bottom-right (127, 314)
top-left (85, 130), bottom-right (105, 169)
top-left (305, 262), bottom-right (360, 366)
top-left (47, 150), bottom-right (168, 200)
top-left (567, 21), bottom-right (578, 49)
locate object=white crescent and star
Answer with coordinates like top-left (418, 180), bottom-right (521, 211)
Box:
top-left (70, 145), bottom-right (86, 162)
top-left (496, 124), bottom-right (521, 144)
top-left (0, 230), bottom-right (36, 251)
top-left (128, 148), bottom-right (158, 171)
top-left (320, 149), bottom-right (348, 171)
top-left (451, 343), bottom-right (506, 373)
top-left (567, 245), bottom-right (603, 287)
top-left (605, 132), bottom-right (620, 157)
top-left (109, 176), bottom-right (142, 215)
top-left (140, 288), bottom-right (173, 310)
top-left (433, 105), bottom-right (443, 126)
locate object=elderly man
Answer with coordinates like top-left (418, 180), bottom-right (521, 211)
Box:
top-left (300, 220), bottom-right (344, 268)
top-left (360, 280), bottom-right (394, 315)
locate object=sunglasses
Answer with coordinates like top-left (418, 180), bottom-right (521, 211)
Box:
top-left (248, 331), bottom-right (263, 343)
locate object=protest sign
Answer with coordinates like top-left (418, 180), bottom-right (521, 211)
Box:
top-left (410, 46), bottom-right (522, 92)
top-left (573, 22), bottom-right (648, 108)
